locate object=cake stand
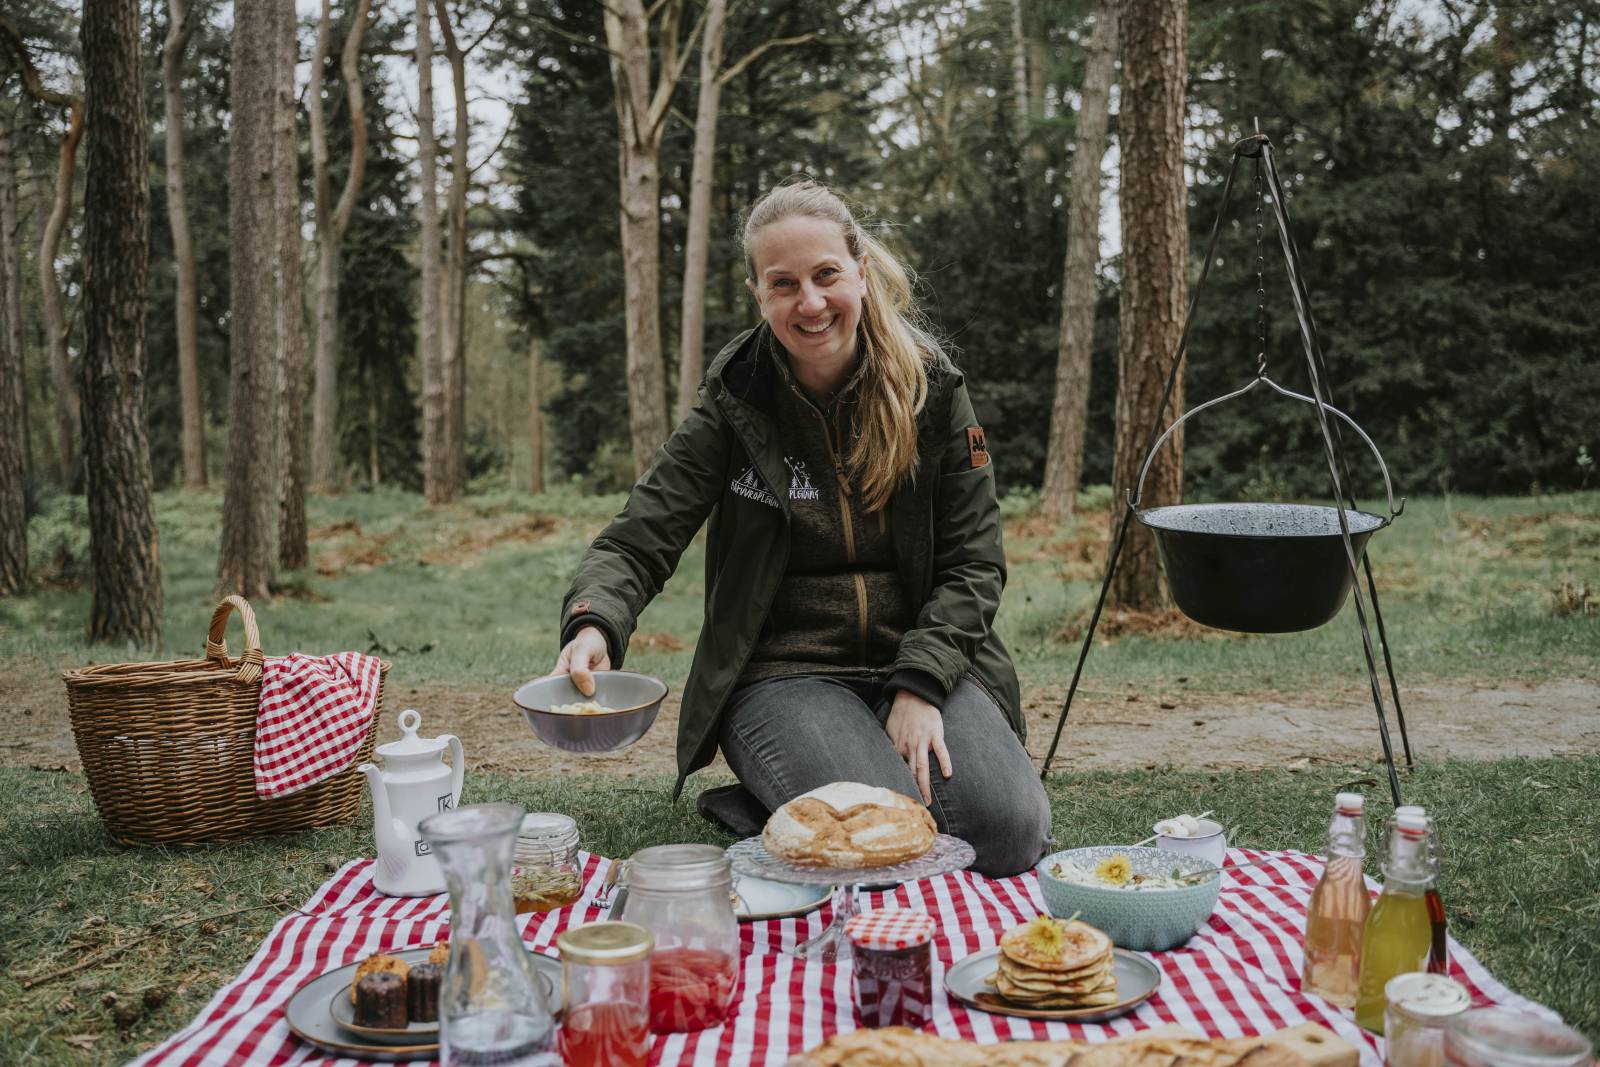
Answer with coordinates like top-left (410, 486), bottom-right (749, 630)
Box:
top-left (725, 834), bottom-right (975, 963)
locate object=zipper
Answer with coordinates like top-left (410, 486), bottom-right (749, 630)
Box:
top-left (813, 406), bottom-right (870, 665)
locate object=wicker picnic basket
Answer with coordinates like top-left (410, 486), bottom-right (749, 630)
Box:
top-left (63, 595), bottom-right (388, 846)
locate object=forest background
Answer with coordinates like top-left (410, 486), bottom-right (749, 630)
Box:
top-left (1, 0), bottom-right (1598, 637)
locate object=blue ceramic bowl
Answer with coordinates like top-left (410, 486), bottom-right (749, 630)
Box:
top-left (1037, 845), bottom-right (1221, 952)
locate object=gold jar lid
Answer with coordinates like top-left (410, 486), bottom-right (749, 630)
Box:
top-left (557, 921), bottom-right (654, 965)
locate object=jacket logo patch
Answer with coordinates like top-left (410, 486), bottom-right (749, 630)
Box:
top-left (570, 599), bottom-right (591, 616)
top-left (731, 465), bottom-right (780, 509)
top-left (784, 457), bottom-right (820, 501)
top-left (966, 425), bottom-right (990, 469)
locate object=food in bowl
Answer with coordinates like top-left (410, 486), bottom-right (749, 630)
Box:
top-left (1050, 852), bottom-right (1212, 891)
top-left (1037, 846), bottom-right (1223, 952)
top-left (762, 782), bottom-right (935, 868)
top-left (548, 699), bottom-right (614, 715)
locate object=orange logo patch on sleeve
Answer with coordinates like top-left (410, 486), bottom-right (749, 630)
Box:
top-left (965, 425), bottom-right (990, 469)
top-left (569, 599), bottom-right (592, 617)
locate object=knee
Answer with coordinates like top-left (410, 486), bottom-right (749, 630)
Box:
top-left (962, 772), bottom-right (1053, 879)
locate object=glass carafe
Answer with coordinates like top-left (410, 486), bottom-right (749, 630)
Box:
top-left (615, 843), bottom-right (741, 1033)
top-left (419, 803), bottom-right (559, 1065)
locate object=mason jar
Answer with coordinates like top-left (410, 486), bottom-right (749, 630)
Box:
top-left (511, 812), bottom-right (583, 915)
top-left (615, 844), bottom-right (740, 1033)
top-left (1384, 972), bottom-right (1469, 1067)
top-left (1444, 1008), bottom-right (1594, 1067)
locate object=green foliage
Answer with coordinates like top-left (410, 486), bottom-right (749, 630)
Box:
top-left (23, 493), bottom-right (88, 586)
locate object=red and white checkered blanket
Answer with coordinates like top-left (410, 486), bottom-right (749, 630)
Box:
top-left (254, 652), bottom-right (384, 798)
top-left (131, 848), bottom-right (1557, 1066)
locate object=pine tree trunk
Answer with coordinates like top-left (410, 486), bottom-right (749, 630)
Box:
top-left (80, 0), bottom-right (162, 645)
top-left (416, 0), bottom-right (451, 504)
top-left (218, 0), bottom-right (282, 599)
top-left (275, 0), bottom-right (307, 571)
top-left (677, 0), bottom-right (727, 425)
top-left (605, 0), bottom-right (671, 476)
top-left (526, 334), bottom-right (544, 493)
top-left (1109, 0), bottom-right (1187, 611)
top-left (163, 0), bottom-right (205, 489)
top-left (309, 0), bottom-right (372, 492)
top-left (1041, 0), bottom-right (1118, 525)
top-left (435, 0), bottom-right (469, 495)
top-left (39, 103), bottom-right (83, 489)
top-left (0, 109), bottom-right (24, 595)
top-left (1011, 0), bottom-right (1030, 121)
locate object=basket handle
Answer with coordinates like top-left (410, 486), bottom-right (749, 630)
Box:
top-left (1130, 374), bottom-right (1405, 521)
top-left (206, 595), bottom-right (265, 685)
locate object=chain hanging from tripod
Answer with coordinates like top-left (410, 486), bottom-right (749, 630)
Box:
top-left (1254, 157), bottom-right (1268, 380)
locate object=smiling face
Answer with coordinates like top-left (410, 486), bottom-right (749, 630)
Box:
top-left (746, 214), bottom-right (868, 389)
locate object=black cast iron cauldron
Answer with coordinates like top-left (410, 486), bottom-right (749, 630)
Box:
top-left (1137, 502), bottom-right (1388, 633)
top-left (1130, 376), bottom-right (1404, 634)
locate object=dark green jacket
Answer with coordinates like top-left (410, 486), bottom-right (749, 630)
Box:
top-left (560, 326), bottom-right (1023, 797)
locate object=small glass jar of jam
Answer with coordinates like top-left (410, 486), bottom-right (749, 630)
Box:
top-left (557, 921), bottom-right (653, 1067)
top-left (511, 812), bottom-right (583, 914)
top-left (845, 910), bottom-right (935, 1030)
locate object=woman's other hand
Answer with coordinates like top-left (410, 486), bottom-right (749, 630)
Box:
top-left (553, 625), bottom-right (611, 697)
top-left (885, 690), bottom-right (952, 806)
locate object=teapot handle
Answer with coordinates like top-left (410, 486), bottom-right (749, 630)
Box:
top-left (206, 595), bottom-right (265, 685)
top-left (443, 734), bottom-right (464, 807)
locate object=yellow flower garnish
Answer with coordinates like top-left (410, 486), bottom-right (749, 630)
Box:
top-left (1095, 854), bottom-right (1133, 887)
top-left (1021, 914), bottom-right (1067, 959)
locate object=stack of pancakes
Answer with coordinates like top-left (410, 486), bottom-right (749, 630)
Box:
top-left (987, 916), bottom-right (1118, 1009)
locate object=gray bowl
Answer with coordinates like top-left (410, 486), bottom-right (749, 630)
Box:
top-left (1037, 846), bottom-right (1221, 952)
top-left (512, 671), bottom-right (668, 754)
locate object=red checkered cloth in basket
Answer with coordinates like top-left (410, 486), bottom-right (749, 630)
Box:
top-left (253, 652), bottom-right (384, 798)
top-left (131, 849), bottom-right (1559, 1067)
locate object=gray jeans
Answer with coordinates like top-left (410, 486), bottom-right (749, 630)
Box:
top-left (713, 673), bottom-right (1052, 877)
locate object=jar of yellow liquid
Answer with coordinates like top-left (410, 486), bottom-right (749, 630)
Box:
top-left (1354, 810), bottom-right (1436, 1032)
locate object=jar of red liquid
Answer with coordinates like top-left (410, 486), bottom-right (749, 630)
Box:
top-left (845, 910), bottom-right (935, 1030)
top-left (616, 844), bottom-right (740, 1034)
top-left (556, 921), bottom-right (653, 1067)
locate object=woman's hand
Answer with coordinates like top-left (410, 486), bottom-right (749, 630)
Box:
top-left (553, 625), bottom-right (611, 697)
top-left (885, 690), bottom-right (952, 806)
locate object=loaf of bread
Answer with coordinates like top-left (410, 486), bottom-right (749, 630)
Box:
top-left (783, 1027), bottom-right (1316, 1067)
top-left (762, 782), bottom-right (936, 868)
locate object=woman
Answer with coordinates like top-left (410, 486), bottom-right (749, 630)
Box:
top-left (551, 180), bottom-right (1051, 877)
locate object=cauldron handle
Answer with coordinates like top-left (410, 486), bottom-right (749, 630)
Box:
top-left (1130, 375), bottom-right (1405, 522)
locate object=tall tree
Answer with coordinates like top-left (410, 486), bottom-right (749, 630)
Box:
top-left (676, 5), bottom-right (817, 423)
top-left (1010, 0), bottom-right (1030, 120)
top-left (1041, 0), bottom-right (1118, 524)
top-left (1109, 0), bottom-right (1187, 610)
top-left (1, 19), bottom-right (82, 488)
top-left (433, 0), bottom-right (475, 496)
top-left (416, 0), bottom-right (451, 503)
top-left (80, 0), bottom-right (162, 643)
top-left (218, 0), bottom-right (282, 597)
top-left (309, 0), bottom-right (373, 492)
top-left (526, 333), bottom-right (543, 492)
top-left (162, 0), bottom-right (205, 488)
top-left (0, 106), bottom-right (24, 596)
top-left (604, 0), bottom-right (699, 475)
top-left (275, 0), bottom-right (307, 570)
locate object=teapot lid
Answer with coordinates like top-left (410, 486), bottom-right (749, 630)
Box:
top-left (376, 709), bottom-right (447, 758)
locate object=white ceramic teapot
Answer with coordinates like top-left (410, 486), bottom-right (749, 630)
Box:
top-left (358, 709), bottom-right (465, 897)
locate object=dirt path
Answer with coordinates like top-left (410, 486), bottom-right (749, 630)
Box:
top-left (8, 655), bottom-right (1596, 777)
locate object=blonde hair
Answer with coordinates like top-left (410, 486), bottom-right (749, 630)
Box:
top-left (742, 180), bottom-right (941, 512)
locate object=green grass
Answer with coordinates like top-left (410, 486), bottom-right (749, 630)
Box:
top-left (2, 487), bottom-right (1597, 698)
top-left (1, 758), bottom-right (1595, 1064)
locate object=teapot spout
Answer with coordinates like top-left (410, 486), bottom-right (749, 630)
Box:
top-left (358, 762), bottom-right (411, 863)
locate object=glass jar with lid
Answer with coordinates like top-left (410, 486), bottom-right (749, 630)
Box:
top-left (845, 909), bottom-right (934, 1030)
top-left (511, 812), bottom-right (583, 914)
top-left (1384, 972), bottom-right (1470, 1067)
top-left (557, 921), bottom-right (653, 1067)
top-left (1445, 1008), bottom-right (1594, 1067)
top-left (615, 844), bottom-right (740, 1034)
